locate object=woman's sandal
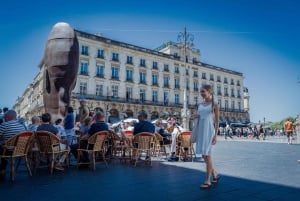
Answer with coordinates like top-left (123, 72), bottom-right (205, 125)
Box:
top-left (212, 175), bottom-right (221, 184)
top-left (200, 183), bottom-right (211, 189)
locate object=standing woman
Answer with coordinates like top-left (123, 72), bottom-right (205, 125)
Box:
top-left (194, 84), bottom-right (220, 189)
top-left (64, 106), bottom-right (75, 145)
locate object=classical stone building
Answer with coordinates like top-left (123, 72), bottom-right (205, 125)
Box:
top-left (13, 29), bottom-right (250, 127)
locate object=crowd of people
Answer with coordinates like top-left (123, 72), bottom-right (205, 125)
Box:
top-left (1, 90), bottom-right (299, 188)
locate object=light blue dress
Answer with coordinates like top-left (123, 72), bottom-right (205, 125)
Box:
top-left (195, 102), bottom-right (215, 155)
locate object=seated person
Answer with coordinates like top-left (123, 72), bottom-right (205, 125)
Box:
top-left (133, 111), bottom-right (155, 135)
top-left (70, 111), bottom-right (109, 162)
top-left (37, 113), bottom-right (68, 171)
top-left (28, 115), bottom-right (41, 131)
top-left (79, 117), bottom-right (92, 135)
top-left (155, 119), bottom-right (171, 145)
top-left (54, 118), bottom-right (66, 139)
top-left (166, 117), bottom-right (180, 161)
top-left (0, 110), bottom-right (27, 177)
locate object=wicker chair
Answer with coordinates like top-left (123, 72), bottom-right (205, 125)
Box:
top-left (35, 131), bottom-right (70, 174)
top-left (116, 130), bottom-right (134, 162)
top-left (131, 132), bottom-right (156, 166)
top-left (176, 131), bottom-right (196, 161)
top-left (154, 133), bottom-right (169, 159)
top-left (77, 131), bottom-right (109, 170)
top-left (1, 131), bottom-right (35, 181)
top-left (110, 131), bottom-right (124, 161)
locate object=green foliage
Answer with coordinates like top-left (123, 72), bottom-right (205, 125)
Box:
top-left (269, 117), bottom-right (296, 130)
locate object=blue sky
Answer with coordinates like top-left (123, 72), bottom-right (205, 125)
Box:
top-left (0, 0), bottom-right (299, 123)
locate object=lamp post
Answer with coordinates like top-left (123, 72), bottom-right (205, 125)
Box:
top-left (178, 27), bottom-right (193, 130)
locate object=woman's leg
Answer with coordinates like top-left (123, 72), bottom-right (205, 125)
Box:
top-left (203, 155), bottom-right (217, 184)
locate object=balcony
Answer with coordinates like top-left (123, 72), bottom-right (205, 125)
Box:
top-left (111, 76), bottom-right (119, 80)
top-left (79, 71), bottom-right (89, 76)
top-left (95, 74), bottom-right (104, 78)
top-left (163, 84), bottom-right (169, 88)
top-left (139, 80), bottom-right (147, 85)
top-left (112, 58), bottom-right (119, 62)
top-left (97, 55), bottom-right (104, 59)
top-left (126, 78), bottom-right (133, 82)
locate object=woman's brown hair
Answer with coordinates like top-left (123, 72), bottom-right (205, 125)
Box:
top-left (201, 84), bottom-right (214, 113)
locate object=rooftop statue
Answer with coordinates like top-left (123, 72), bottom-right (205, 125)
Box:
top-left (40, 22), bottom-right (79, 122)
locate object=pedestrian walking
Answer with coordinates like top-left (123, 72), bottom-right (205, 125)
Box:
top-left (193, 84), bottom-right (220, 189)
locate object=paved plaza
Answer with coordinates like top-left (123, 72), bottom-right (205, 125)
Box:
top-left (0, 136), bottom-right (300, 201)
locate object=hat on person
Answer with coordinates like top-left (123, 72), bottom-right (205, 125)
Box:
top-left (80, 98), bottom-right (86, 102)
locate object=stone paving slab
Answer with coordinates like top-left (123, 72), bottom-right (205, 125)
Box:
top-left (0, 139), bottom-right (299, 201)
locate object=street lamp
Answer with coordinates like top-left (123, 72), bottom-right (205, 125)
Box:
top-left (178, 27), bottom-right (194, 130)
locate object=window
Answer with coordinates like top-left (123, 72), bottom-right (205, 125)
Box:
top-left (95, 84), bottom-right (103, 96)
top-left (237, 89), bottom-right (241, 98)
top-left (152, 74), bottom-right (158, 85)
top-left (127, 56), bottom-right (133, 64)
top-left (193, 71), bottom-right (198, 77)
top-left (112, 85), bottom-right (118, 97)
top-left (126, 87), bottom-right (132, 100)
top-left (231, 88), bottom-right (235, 97)
top-left (238, 102), bottom-right (241, 110)
top-left (140, 89), bottom-right (145, 102)
top-left (140, 59), bottom-right (146, 67)
top-left (210, 74), bottom-right (214, 81)
top-left (80, 62), bottom-right (88, 75)
top-left (217, 85), bottom-right (222, 95)
top-left (164, 92), bottom-right (169, 105)
top-left (202, 72), bottom-right (206, 79)
top-left (193, 81), bottom-right (198, 92)
top-left (224, 77), bottom-right (228, 84)
top-left (217, 75), bottom-right (221, 82)
top-left (231, 79), bottom-right (234, 85)
top-left (163, 64), bottom-right (169, 72)
top-left (96, 64), bottom-right (104, 78)
top-left (163, 76), bottom-right (169, 87)
top-left (174, 78), bottom-right (180, 89)
top-left (225, 100), bottom-right (229, 111)
top-left (231, 101), bottom-right (235, 109)
top-left (139, 72), bottom-right (146, 84)
top-left (81, 45), bottom-right (88, 56)
top-left (152, 90), bottom-right (158, 102)
top-left (126, 69), bottom-right (133, 82)
top-left (152, 61), bottom-right (158, 69)
top-left (97, 49), bottom-right (104, 59)
top-left (175, 94), bottom-right (179, 104)
top-left (79, 82), bottom-right (87, 95)
top-left (112, 52), bottom-right (119, 61)
top-left (185, 69), bottom-right (189, 75)
top-left (174, 66), bottom-right (180, 73)
top-left (186, 80), bottom-right (189, 90)
top-left (218, 99), bottom-right (222, 107)
top-left (237, 80), bottom-right (240, 86)
top-left (111, 66), bottom-right (119, 79)
top-left (224, 87), bottom-right (228, 96)
top-left (194, 97), bottom-right (198, 106)
top-left (192, 57), bottom-right (197, 64)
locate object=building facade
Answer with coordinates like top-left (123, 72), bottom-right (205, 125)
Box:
top-left (13, 29), bottom-right (250, 127)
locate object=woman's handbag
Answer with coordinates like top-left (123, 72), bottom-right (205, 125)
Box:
top-left (190, 120), bottom-right (199, 143)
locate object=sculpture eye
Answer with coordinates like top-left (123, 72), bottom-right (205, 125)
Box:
top-left (45, 69), bottom-right (51, 93)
